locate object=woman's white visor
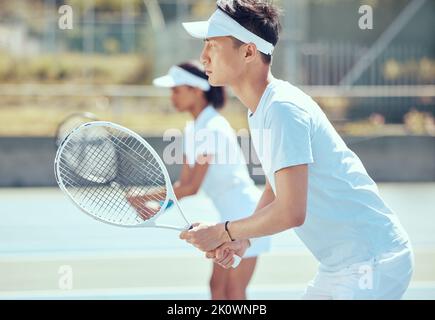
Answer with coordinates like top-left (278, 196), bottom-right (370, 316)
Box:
top-left (153, 66), bottom-right (211, 91)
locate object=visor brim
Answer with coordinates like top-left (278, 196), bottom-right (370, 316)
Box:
top-left (182, 21), bottom-right (209, 39)
top-left (152, 75), bottom-right (176, 88)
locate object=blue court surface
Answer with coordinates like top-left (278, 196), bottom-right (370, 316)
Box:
top-left (1, 183), bottom-right (434, 300)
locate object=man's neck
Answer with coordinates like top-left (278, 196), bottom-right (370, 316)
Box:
top-left (231, 68), bottom-right (275, 114)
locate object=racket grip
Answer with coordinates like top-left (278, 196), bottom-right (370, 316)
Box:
top-left (232, 255), bottom-right (242, 268)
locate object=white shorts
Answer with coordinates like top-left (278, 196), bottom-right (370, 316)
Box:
top-left (302, 243), bottom-right (414, 300)
top-left (212, 186), bottom-right (271, 258)
top-left (243, 236), bottom-right (271, 258)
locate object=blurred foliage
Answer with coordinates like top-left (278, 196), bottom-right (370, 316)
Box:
top-left (0, 0), bottom-right (145, 17)
top-left (0, 94), bottom-right (249, 137)
top-left (339, 112), bottom-right (399, 136)
top-left (103, 38), bottom-right (121, 54)
top-left (383, 58), bottom-right (435, 83)
top-left (0, 0), bottom-right (433, 137)
top-left (0, 53), bottom-right (153, 84)
top-left (404, 108), bottom-right (435, 135)
top-left (69, 0), bottom-right (144, 12)
top-left (338, 109), bottom-right (435, 136)
top-left (191, 1), bottom-right (216, 18)
top-left (317, 97), bottom-right (351, 121)
top-left (310, 0), bottom-right (409, 10)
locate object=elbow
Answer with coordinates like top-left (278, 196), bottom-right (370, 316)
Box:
top-left (292, 211), bottom-right (306, 227)
top-left (281, 208), bottom-right (306, 229)
top-left (185, 185), bottom-right (200, 196)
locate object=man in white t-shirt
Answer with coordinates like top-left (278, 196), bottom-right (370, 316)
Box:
top-left (179, 0), bottom-right (414, 299)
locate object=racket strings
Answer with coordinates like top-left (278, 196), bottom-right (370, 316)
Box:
top-left (60, 127), bottom-right (145, 209)
top-left (59, 150), bottom-right (166, 225)
top-left (58, 125), bottom-right (169, 225)
top-left (62, 131), bottom-right (117, 183)
top-left (60, 146), bottom-right (161, 225)
top-left (110, 137), bottom-right (167, 223)
top-left (56, 114), bottom-right (98, 147)
top-left (109, 135), bottom-right (169, 210)
top-left (110, 134), bottom-right (166, 185)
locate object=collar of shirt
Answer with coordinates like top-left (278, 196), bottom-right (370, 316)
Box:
top-left (248, 79), bottom-right (280, 118)
top-left (194, 105), bottom-right (217, 129)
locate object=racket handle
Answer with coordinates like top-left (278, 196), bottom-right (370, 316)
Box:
top-left (232, 255), bottom-right (242, 268)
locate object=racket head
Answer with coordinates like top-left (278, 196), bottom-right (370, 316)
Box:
top-left (54, 121), bottom-right (187, 229)
top-left (55, 112), bottom-right (99, 147)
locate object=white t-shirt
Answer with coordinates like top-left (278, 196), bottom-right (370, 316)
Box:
top-left (184, 106), bottom-right (260, 221)
top-left (248, 79), bottom-right (409, 271)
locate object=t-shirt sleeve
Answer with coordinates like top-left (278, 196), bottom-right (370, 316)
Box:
top-left (265, 102), bottom-right (314, 173)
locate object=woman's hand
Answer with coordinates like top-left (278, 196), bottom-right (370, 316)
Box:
top-left (127, 194), bottom-right (161, 220)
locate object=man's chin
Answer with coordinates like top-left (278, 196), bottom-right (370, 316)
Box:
top-left (208, 77), bottom-right (225, 87)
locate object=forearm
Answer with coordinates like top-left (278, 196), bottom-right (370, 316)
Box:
top-left (220, 184), bottom-right (275, 243)
top-left (253, 184), bottom-right (275, 213)
top-left (240, 185), bottom-right (275, 245)
top-left (183, 166), bottom-right (308, 253)
top-left (230, 199), bottom-right (301, 240)
top-left (173, 181), bottom-right (198, 200)
top-left (173, 158), bottom-right (209, 200)
top-left (226, 167), bottom-right (307, 241)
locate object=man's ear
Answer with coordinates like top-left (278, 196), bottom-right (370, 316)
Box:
top-left (243, 43), bottom-right (259, 63)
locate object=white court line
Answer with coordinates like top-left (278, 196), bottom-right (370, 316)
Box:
top-left (2, 282), bottom-right (434, 300)
top-left (0, 250), bottom-right (313, 262)
top-left (0, 249), bottom-right (212, 261)
top-left (1, 245), bottom-right (434, 262)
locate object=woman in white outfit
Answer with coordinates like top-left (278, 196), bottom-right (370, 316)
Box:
top-left (152, 61), bottom-right (270, 300)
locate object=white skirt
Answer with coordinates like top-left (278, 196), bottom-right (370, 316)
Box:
top-left (210, 185), bottom-right (271, 258)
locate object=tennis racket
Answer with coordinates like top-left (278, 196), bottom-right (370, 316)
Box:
top-left (55, 112), bottom-right (99, 147)
top-left (54, 121), bottom-right (241, 268)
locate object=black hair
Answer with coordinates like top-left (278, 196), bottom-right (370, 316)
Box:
top-left (216, 0), bottom-right (282, 64)
top-left (178, 61), bottom-right (227, 110)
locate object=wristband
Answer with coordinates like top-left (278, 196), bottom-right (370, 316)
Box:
top-left (224, 221), bottom-right (235, 241)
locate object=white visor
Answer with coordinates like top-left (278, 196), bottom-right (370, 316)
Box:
top-left (182, 9), bottom-right (274, 55)
top-left (153, 66), bottom-right (211, 91)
